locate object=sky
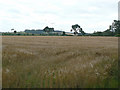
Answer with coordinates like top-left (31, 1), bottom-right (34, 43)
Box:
top-left (118, 1), bottom-right (120, 20)
top-left (0, 0), bottom-right (119, 33)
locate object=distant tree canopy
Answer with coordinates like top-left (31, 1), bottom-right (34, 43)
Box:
top-left (14, 31), bottom-right (17, 34)
top-left (62, 31), bottom-right (66, 35)
top-left (71, 24), bottom-right (85, 35)
top-left (92, 20), bottom-right (120, 36)
top-left (72, 24), bottom-right (80, 30)
top-left (7, 20), bottom-right (119, 36)
top-left (11, 28), bottom-right (17, 34)
top-left (43, 26), bottom-right (54, 32)
top-left (112, 20), bottom-right (120, 34)
top-left (104, 20), bottom-right (120, 35)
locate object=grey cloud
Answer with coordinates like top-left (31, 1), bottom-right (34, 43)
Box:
top-left (0, 0), bottom-right (118, 33)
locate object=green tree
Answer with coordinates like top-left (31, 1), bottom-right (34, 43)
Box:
top-left (62, 31), bottom-right (66, 36)
top-left (113, 20), bottom-right (120, 34)
top-left (102, 20), bottom-right (120, 36)
top-left (14, 31), bottom-right (17, 34)
top-left (71, 24), bottom-right (85, 35)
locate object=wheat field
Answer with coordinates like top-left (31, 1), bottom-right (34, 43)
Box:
top-left (2, 36), bottom-right (118, 88)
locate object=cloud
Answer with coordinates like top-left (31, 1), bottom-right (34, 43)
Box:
top-left (0, 0), bottom-right (119, 33)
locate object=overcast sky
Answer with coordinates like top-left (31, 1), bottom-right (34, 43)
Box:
top-left (0, 0), bottom-right (119, 33)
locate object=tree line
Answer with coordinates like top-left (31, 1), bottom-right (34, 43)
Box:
top-left (2, 20), bottom-right (120, 36)
top-left (92, 20), bottom-right (120, 36)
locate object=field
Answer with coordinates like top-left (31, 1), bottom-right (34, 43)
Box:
top-left (2, 36), bottom-right (118, 88)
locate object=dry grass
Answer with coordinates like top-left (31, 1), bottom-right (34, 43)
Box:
top-left (2, 36), bottom-right (118, 88)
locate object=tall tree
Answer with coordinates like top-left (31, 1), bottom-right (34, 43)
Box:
top-left (71, 24), bottom-right (85, 35)
top-left (14, 31), bottom-right (17, 34)
top-left (113, 20), bottom-right (120, 34)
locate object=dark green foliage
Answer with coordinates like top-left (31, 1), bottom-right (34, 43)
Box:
top-left (91, 31), bottom-right (103, 36)
top-left (115, 34), bottom-right (120, 37)
top-left (72, 24), bottom-right (80, 29)
top-left (14, 31), bottom-right (17, 34)
top-left (113, 20), bottom-right (120, 34)
top-left (71, 24), bottom-right (85, 35)
top-left (104, 20), bottom-right (120, 36)
top-left (62, 31), bottom-right (66, 36)
top-left (2, 20), bottom-right (120, 36)
top-left (91, 20), bottom-right (120, 36)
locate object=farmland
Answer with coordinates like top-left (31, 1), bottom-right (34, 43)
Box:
top-left (2, 36), bottom-right (118, 88)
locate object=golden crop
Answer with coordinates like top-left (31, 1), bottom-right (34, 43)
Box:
top-left (2, 36), bottom-right (118, 88)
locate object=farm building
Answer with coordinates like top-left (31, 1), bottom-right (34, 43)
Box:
top-left (24, 27), bottom-right (64, 35)
top-left (25, 29), bottom-right (45, 34)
